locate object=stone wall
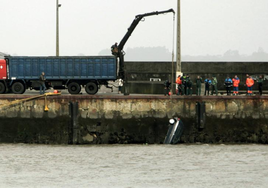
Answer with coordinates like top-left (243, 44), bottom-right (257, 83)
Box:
top-left (125, 61), bottom-right (175, 94)
top-left (181, 61), bottom-right (268, 91)
top-left (0, 95), bottom-right (268, 144)
top-left (124, 61), bottom-right (268, 93)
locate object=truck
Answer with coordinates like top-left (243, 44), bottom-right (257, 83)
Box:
top-left (0, 9), bottom-right (175, 95)
top-left (0, 56), bottom-right (116, 94)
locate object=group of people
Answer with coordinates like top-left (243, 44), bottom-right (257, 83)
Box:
top-left (219, 74), bottom-right (263, 96)
top-left (204, 76), bottom-right (218, 96)
top-left (165, 74), bottom-right (265, 96)
top-left (172, 74), bottom-right (214, 96)
top-left (164, 74), bottom-right (194, 96)
top-left (164, 74), bottom-right (193, 96)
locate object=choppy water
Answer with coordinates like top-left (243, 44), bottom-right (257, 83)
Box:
top-left (0, 144), bottom-right (268, 188)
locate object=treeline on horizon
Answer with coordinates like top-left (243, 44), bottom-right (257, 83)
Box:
top-left (99, 46), bottom-right (268, 61)
top-left (1, 47), bottom-right (268, 61)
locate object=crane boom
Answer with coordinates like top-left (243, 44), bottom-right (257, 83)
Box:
top-left (118, 9), bottom-right (175, 51)
top-left (111, 8), bottom-right (175, 79)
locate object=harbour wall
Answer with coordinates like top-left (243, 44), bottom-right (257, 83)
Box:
top-left (0, 95), bottom-right (267, 144)
top-left (125, 61), bottom-right (268, 94)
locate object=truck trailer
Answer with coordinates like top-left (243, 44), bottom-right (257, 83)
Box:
top-left (0, 56), bottom-right (117, 94)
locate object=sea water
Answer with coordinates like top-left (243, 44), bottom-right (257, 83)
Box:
top-left (0, 144), bottom-right (267, 188)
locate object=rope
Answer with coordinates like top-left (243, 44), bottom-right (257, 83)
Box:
top-left (0, 92), bottom-right (61, 110)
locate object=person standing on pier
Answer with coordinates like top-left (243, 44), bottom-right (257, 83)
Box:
top-left (232, 75), bottom-right (240, 95)
top-left (195, 75), bottom-right (202, 96)
top-left (186, 74), bottom-right (192, 95)
top-left (176, 75), bottom-right (182, 95)
top-left (204, 78), bottom-right (211, 96)
top-left (224, 76), bottom-right (233, 96)
top-left (246, 76), bottom-right (254, 96)
top-left (164, 80), bottom-right (171, 96)
top-left (257, 75), bottom-right (264, 96)
top-left (181, 74), bottom-right (187, 95)
top-left (118, 78), bottom-right (123, 94)
top-left (211, 76), bottom-right (218, 96)
top-left (39, 72), bottom-right (46, 95)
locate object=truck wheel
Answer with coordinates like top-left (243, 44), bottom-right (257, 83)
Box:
top-left (68, 82), bottom-right (81, 94)
top-left (0, 82), bottom-right (6, 94)
top-left (12, 82), bottom-right (25, 94)
top-left (85, 82), bottom-right (98, 95)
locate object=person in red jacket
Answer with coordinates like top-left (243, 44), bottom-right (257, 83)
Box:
top-left (176, 75), bottom-right (182, 95)
top-left (232, 75), bottom-right (240, 95)
top-left (246, 76), bottom-right (254, 96)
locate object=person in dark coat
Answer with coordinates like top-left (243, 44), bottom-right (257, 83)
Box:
top-left (195, 75), bottom-right (202, 96)
top-left (181, 74), bottom-right (187, 95)
top-left (204, 78), bottom-right (211, 96)
top-left (185, 75), bottom-right (193, 95)
top-left (164, 80), bottom-right (171, 96)
top-left (257, 75), bottom-right (264, 96)
top-left (39, 72), bottom-right (46, 94)
top-left (224, 76), bottom-right (233, 95)
top-left (111, 42), bottom-right (118, 56)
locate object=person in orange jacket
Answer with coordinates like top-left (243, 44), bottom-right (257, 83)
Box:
top-left (246, 75), bottom-right (254, 96)
top-left (176, 75), bottom-right (182, 95)
top-left (232, 75), bottom-right (240, 95)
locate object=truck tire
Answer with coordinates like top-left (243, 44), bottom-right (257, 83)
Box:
top-left (85, 82), bottom-right (98, 95)
top-left (12, 82), bottom-right (25, 94)
top-left (68, 82), bottom-right (81, 94)
top-left (0, 82), bottom-right (6, 94)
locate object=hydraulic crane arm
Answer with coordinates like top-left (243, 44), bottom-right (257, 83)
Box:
top-left (111, 8), bottom-right (175, 79)
top-left (118, 8), bottom-right (175, 51)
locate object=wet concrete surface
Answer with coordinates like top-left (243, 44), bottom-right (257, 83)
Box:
top-left (0, 85), bottom-right (267, 99)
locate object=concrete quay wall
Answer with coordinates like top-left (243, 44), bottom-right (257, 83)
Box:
top-left (0, 95), bottom-right (268, 144)
top-left (124, 61), bottom-right (268, 94)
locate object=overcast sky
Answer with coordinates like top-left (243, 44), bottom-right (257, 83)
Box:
top-left (0, 0), bottom-right (268, 57)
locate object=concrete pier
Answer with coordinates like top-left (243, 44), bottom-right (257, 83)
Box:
top-left (0, 94), bottom-right (268, 144)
